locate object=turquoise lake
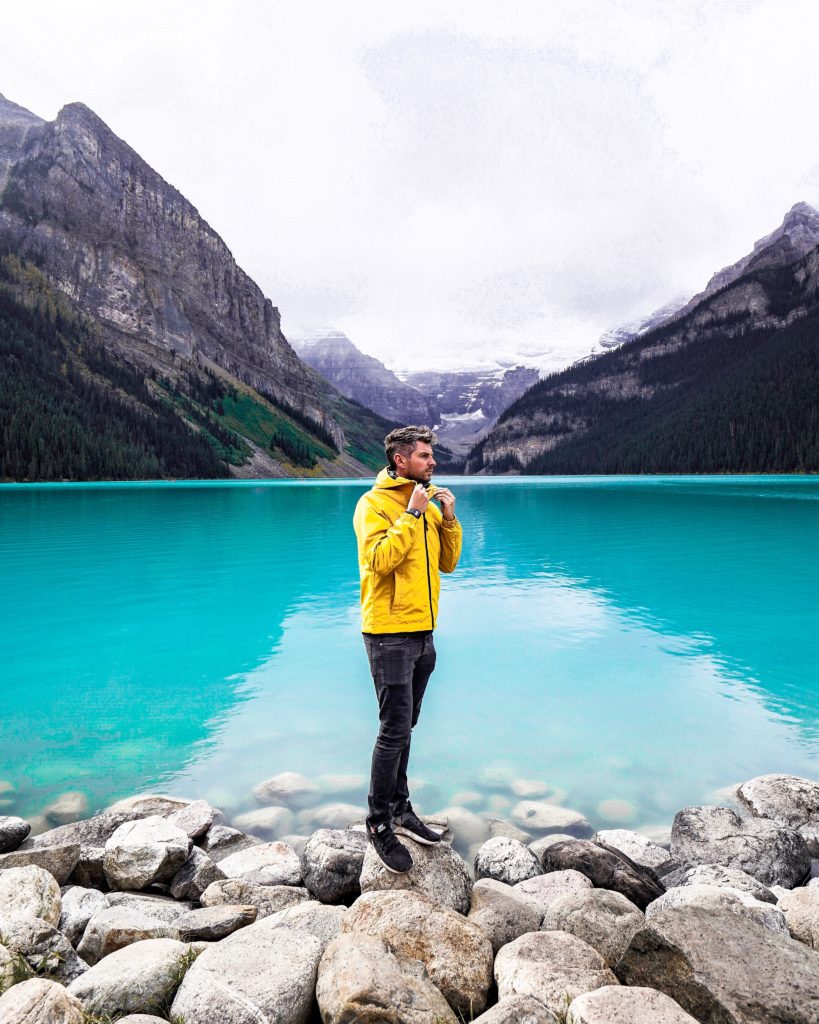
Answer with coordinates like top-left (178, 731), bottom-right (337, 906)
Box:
top-left (1, 476), bottom-right (817, 840)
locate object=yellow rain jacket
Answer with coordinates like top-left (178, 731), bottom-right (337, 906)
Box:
top-left (353, 468), bottom-right (463, 633)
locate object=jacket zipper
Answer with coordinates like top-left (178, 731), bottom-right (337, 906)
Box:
top-left (423, 514), bottom-right (434, 629)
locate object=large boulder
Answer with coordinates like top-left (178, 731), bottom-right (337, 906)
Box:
top-left (467, 878), bottom-right (543, 954)
top-left (0, 914), bottom-right (87, 983)
top-left (106, 891), bottom-right (194, 923)
top-left (511, 802), bottom-right (593, 837)
top-left (777, 886), bottom-right (819, 949)
top-left (0, 816), bottom-right (30, 854)
top-left (301, 828), bottom-right (367, 903)
top-left (59, 885), bottom-right (109, 946)
top-left (494, 931), bottom-right (617, 1014)
top-left (217, 840), bottom-right (302, 885)
top-left (67, 937), bottom-right (191, 1016)
top-left (738, 774), bottom-right (819, 856)
top-left (541, 840), bottom-right (664, 910)
top-left (168, 847), bottom-right (225, 900)
top-left (316, 933), bottom-right (457, 1024)
top-left (474, 837), bottom-right (543, 885)
top-left (512, 869), bottom-right (593, 917)
top-left (645, 883), bottom-right (788, 935)
top-left (103, 816), bottom-right (191, 890)
top-left (542, 888), bottom-right (644, 967)
top-left (174, 905), bottom-right (257, 941)
top-left (359, 838), bottom-right (472, 914)
top-left (166, 799), bottom-right (216, 840)
top-left (262, 901), bottom-right (347, 952)
top-left (567, 985), bottom-right (699, 1023)
top-left (253, 772), bottom-right (318, 807)
top-left (664, 862), bottom-right (777, 903)
top-left (594, 829), bottom-right (675, 875)
top-left (0, 865), bottom-right (61, 926)
top-left (343, 889), bottom-right (494, 1016)
top-left (0, 844), bottom-right (80, 884)
top-left (200, 878), bottom-right (310, 918)
top-left (0, 977), bottom-right (85, 1024)
top-left (671, 806), bottom-right (810, 887)
top-left (77, 905), bottom-right (180, 964)
top-left (472, 994), bottom-right (555, 1023)
top-left (200, 825), bottom-right (260, 862)
top-left (616, 905), bottom-right (819, 1022)
top-left (170, 921), bottom-right (322, 1024)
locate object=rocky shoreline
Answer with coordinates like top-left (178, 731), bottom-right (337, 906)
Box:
top-left (1, 772), bottom-right (818, 1022)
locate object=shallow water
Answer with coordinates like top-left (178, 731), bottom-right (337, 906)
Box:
top-left (1, 476), bottom-right (817, 839)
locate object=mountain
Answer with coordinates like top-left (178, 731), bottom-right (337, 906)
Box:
top-left (0, 94), bottom-right (389, 480)
top-left (292, 330), bottom-right (436, 424)
top-left (593, 295), bottom-right (690, 353)
top-left (467, 203), bottom-right (819, 474)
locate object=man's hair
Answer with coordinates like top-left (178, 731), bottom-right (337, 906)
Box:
top-left (384, 425), bottom-right (437, 471)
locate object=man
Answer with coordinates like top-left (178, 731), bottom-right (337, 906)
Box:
top-left (353, 425), bottom-right (463, 872)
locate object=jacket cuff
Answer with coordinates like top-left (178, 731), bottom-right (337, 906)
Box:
top-left (441, 517), bottom-right (459, 529)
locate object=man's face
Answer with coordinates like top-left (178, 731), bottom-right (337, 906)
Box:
top-left (396, 441), bottom-right (436, 482)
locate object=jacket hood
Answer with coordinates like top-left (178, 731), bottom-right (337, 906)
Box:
top-left (374, 467), bottom-right (438, 496)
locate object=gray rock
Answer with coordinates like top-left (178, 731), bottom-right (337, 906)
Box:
top-left (231, 806), bottom-right (295, 840)
top-left (510, 778), bottom-right (551, 798)
top-left (467, 877), bottom-right (543, 953)
top-left (0, 865), bottom-right (61, 926)
top-left (529, 833), bottom-right (576, 862)
top-left (472, 994), bottom-right (555, 1024)
top-left (168, 847), bottom-right (225, 900)
top-left (105, 794), bottom-right (190, 818)
top-left (488, 818), bottom-right (531, 842)
top-left (166, 799), bottom-right (215, 840)
top-left (301, 828), bottom-right (367, 903)
top-left (279, 833), bottom-right (310, 857)
top-left (66, 845), bottom-right (106, 889)
top-left (433, 806), bottom-right (490, 852)
top-left (77, 905), bottom-right (179, 964)
top-left (494, 931), bottom-right (618, 1014)
top-left (671, 805), bottom-right (811, 887)
top-left (616, 905), bottom-right (819, 1022)
top-left (567, 985), bottom-right (699, 1023)
top-left (646, 883), bottom-right (788, 935)
top-left (105, 891), bottom-right (194, 924)
top-left (452, 790), bottom-right (485, 809)
top-left (0, 977), bottom-right (85, 1024)
top-left (262, 900), bottom-right (346, 952)
top-left (200, 824), bottom-right (260, 862)
top-left (104, 816), bottom-right (191, 890)
top-left (174, 905), bottom-right (257, 941)
top-left (738, 773), bottom-right (819, 856)
top-left (543, 888), bottom-right (644, 967)
top-left (666, 862), bottom-right (777, 902)
top-left (777, 886), bottom-right (819, 949)
top-left (475, 836), bottom-right (543, 885)
top-left (67, 937), bottom-right (191, 1016)
top-left (0, 914), bottom-right (88, 983)
top-left (200, 878), bottom-right (310, 918)
top-left (511, 801), bottom-right (593, 837)
top-left (253, 772), bottom-right (318, 807)
top-left (594, 829), bottom-right (675, 875)
top-left (0, 816), bottom-right (30, 854)
top-left (217, 840), bottom-right (302, 886)
top-left (343, 889), bottom-right (494, 1016)
top-left (512, 869), bottom-right (593, 916)
top-left (360, 835), bottom-right (473, 914)
top-left (315, 773), bottom-right (368, 798)
top-left (59, 885), bottom-right (108, 946)
top-left (170, 921), bottom-right (322, 1024)
top-left (0, 844), bottom-right (80, 884)
top-left (542, 839), bottom-right (665, 910)
top-left (316, 933), bottom-right (457, 1024)
top-left (43, 792), bottom-right (89, 827)
top-left (297, 802), bottom-right (367, 831)
top-left (26, 806), bottom-right (163, 851)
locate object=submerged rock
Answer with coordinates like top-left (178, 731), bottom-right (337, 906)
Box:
top-left (43, 791), bottom-right (89, 826)
top-left (511, 801), bottom-right (593, 837)
top-left (253, 772), bottom-right (318, 807)
top-left (232, 806), bottom-right (295, 840)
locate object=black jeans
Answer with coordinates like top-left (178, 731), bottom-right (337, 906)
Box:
top-left (363, 631), bottom-right (437, 826)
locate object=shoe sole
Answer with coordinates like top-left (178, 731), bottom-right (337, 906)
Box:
top-left (393, 825), bottom-right (443, 846)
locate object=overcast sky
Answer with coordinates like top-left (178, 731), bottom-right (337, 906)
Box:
top-left (3, 0), bottom-right (819, 373)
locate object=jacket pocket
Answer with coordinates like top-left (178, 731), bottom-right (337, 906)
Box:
top-left (391, 566), bottom-right (409, 611)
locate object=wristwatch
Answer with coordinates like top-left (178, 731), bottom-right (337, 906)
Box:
top-left (406, 508), bottom-right (422, 519)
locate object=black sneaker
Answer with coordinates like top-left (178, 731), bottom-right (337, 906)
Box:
top-left (392, 803), bottom-right (443, 846)
top-left (367, 821), bottom-right (413, 873)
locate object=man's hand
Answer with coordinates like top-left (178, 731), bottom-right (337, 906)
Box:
top-left (407, 483), bottom-right (429, 514)
top-left (433, 487), bottom-right (456, 520)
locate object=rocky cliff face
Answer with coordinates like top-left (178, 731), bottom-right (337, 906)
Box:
top-left (293, 330), bottom-right (435, 424)
top-left (0, 96), bottom-right (343, 449)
